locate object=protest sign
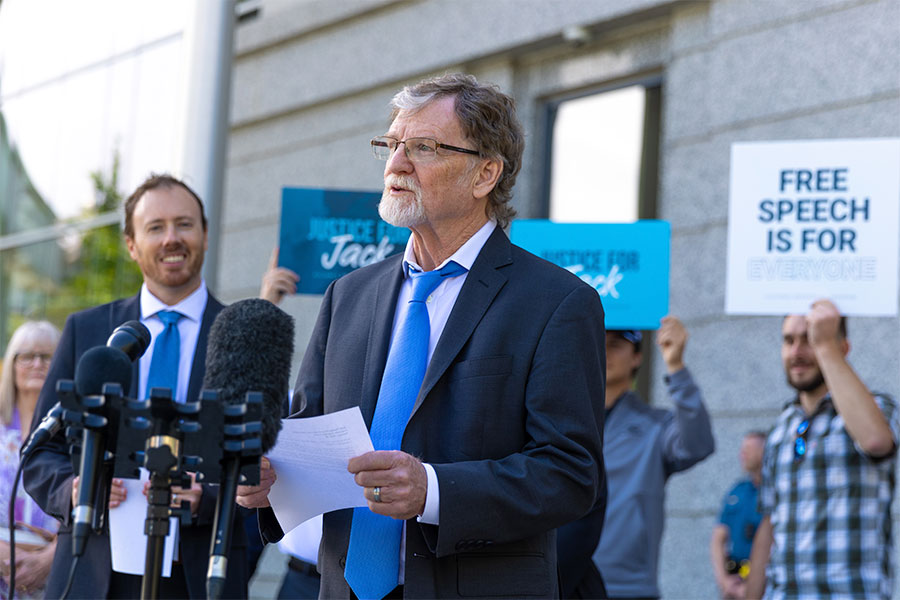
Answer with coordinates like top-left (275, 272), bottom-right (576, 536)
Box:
top-left (511, 220), bottom-right (670, 330)
top-left (278, 188), bottom-right (410, 294)
top-left (725, 138), bottom-right (900, 316)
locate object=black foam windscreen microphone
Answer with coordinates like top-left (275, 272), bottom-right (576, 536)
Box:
top-left (202, 298), bottom-right (294, 451)
top-left (203, 298), bottom-right (294, 599)
top-left (75, 345), bottom-right (135, 397)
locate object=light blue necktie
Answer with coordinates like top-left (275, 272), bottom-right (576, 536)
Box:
top-left (145, 310), bottom-right (182, 400)
top-left (344, 261), bottom-right (467, 600)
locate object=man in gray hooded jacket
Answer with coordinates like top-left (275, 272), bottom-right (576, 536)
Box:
top-left (592, 317), bottom-right (714, 599)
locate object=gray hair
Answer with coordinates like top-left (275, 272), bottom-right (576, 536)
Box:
top-left (390, 73), bottom-right (525, 229)
top-left (0, 321), bottom-right (61, 425)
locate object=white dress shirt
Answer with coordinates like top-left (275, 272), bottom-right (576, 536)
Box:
top-left (138, 281), bottom-right (209, 403)
top-left (279, 514), bottom-right (323, 565)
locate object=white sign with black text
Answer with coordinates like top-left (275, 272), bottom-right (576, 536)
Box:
top-left (726, 138), bottom-right (900, 316)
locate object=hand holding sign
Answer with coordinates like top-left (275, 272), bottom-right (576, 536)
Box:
top-left (260, 247), bottom-right (300, 303)
top-left (656, 316), bottom-right (687, 374)
top-left (806, 299), bottom-right (844, 352)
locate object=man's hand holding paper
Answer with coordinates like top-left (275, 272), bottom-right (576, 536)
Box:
top-left (235, 407), bottom-right (375, 534)
top-left (349, 450), bottom-right (428, 519)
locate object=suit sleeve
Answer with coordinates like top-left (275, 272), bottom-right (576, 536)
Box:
top-left (21, 314), bottom-right (79, 525)
top-left (429, 284), bottom-right (606, 557)
top-left (291, 281), bottom-right (332, 419)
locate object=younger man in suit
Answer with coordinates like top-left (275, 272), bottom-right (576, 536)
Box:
top-left (22, 174), bottom-right (248, 598)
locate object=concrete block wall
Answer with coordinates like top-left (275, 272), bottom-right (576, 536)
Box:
top-left (655, 1), bottom-right (900, 597)
top-left (224, 1), bottom-right (900, 597)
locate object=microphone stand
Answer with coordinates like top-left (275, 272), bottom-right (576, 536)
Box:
top-left (134, 388), bottom-right (198, 600)
top-left (109, 386), bottom-right (265, 599)
top-left (207, 391), bottom-right (263, 599)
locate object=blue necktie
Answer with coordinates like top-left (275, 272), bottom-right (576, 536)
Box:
top-left (145, 310), bottom-right (182, 400)
top-left (344, 261), bottom-right (467, 600)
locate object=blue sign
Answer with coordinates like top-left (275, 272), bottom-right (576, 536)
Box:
top-left (511, 220), bottom-right (670, 330)
top-left (279, 188), bottom-right (411, 294)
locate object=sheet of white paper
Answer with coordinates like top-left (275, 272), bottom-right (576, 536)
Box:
top-left (267, 407), bottom-right (374, 533)
top-left (109, 469), bottom-right (178, 576)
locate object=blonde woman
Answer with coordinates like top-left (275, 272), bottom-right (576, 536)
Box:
top-left (1, 321), bottom-right (61, 598)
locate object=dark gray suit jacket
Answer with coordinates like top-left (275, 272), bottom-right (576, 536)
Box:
top-left (261, 227), bottom-right (607, 598)
top-left (21, 292), bottom-right (249, 599)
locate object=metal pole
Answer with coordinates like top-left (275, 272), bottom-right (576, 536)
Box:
top-left (176, 0), bottom-right (235, 295)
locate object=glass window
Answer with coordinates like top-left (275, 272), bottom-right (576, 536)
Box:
top-left (546, 82), bottom-right (660, 223)
top-left (543, 81), bottom-right (662, 398)
top-left (0, 225), bottom-right (142, 348)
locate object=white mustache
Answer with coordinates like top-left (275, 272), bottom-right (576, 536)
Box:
top-left (384, 175), bottom-right (421, 194)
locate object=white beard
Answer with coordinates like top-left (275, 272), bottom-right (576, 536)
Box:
top-left (378, 175), bottom-right (426, 227)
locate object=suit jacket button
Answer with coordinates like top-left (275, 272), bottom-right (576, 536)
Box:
top-left (340, 556), bottom-right (347, 568)
top-left (455, 540), bottom-right (465, 551)
top-left (474, 540), bottom-right (485, 549)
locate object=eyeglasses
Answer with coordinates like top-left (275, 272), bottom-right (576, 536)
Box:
top-left (14, 352), bottom-right (53, 366)
top-left (370, 136), bottom-right (480, 163)
top-left (794, 418), bottom-right (810, 460)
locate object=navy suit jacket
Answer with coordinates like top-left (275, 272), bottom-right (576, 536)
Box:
top-left (21, 292), bottom-right (248, 599)
top-left (261, 227), bottom-right (607, 598)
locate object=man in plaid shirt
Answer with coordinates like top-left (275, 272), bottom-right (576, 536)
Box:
top-left (746, 299), bottom-right (898, 599)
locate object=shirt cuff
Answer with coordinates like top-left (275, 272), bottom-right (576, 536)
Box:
top-left (417, 463), bottom-right (440, 524)
top-left (663, 366), bottom-right (691, 386)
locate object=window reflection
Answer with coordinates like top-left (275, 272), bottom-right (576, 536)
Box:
top-left (548, 84), bottom-right (653, 223)
top-left (1, 225), bottom-right (142, 349)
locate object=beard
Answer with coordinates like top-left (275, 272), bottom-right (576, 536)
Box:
top-left (379, 175), bottom-right (426, 228)
top-left (137, 242), bottom-right (204, 291)
top-left (786, 367), bottom-right (826, 393)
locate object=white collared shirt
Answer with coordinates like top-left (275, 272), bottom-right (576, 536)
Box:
top-left (392, 219), bottom-right (496, 365)
top-left (138, 281), bottom-right (209, 403)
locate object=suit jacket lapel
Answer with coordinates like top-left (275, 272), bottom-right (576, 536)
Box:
top-left (413, 227), bottom-right (512, 415)
top-left (360, 260), bottom-right (405, 428)
top-left (110, 295), bottom-right (142, 398)
top-left (188, 293), bottom-right (224, 404)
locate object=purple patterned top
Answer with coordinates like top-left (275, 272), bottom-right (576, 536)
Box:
top-left (0, 407), bottom-right (59, 533)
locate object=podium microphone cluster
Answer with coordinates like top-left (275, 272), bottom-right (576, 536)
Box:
top-left (202, 299), bottom-right (294, 599)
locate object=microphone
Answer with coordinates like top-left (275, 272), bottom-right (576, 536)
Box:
top-left (203, 299), bottom-right (294, 599)
top-left (20, 403), bottom-right (65, 458)
top-left (107, 320), bottom-right (152, 362)
top-left (70, 322), bottom-right (151, 557)
top-left (19, 321), bottom-right (150, 458)
top-left (70, 345), bottom-right (133, 557)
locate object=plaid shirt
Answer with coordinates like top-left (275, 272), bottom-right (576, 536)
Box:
top-left (759, 393), bottom-right (899, 599)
